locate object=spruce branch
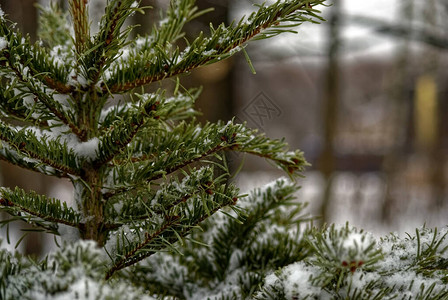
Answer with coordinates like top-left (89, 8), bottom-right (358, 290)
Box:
top-left (105, 166), bottom-right (227, 227)
top-left (0, 187), bottom-right (83, 234)
top-left (105, 181), bottom-right (238, 279)
top-left (82, 0), bottom-right (143, 86)
top-left (184, 179), bottom-right (310, 282)
top-left (0, 82), bottom-right (50, 128)
top-left (15, 75), bottom-right (75, 130)
top-left (0, 30), bottom-right (81, 135)
top-left (0, 122), bottom-right (81, 176)
top-left (0, 16), bottom-right (73, 94)
top-left (306, 224), bottom-right (383, 291)
top-left (98, 88), bottom-right (198, 135)
top-left (399, 227), bottom-right (448, 279)
top-left (0, 0), bottom-right (332, 297)
top-left (102, 124), bottom-right (226, 198)
top-left (95, 91), bottom-right (188, 166)
top-left (102, 120), bottom-right (306, 199)
top-left (130, 179), bottom-right (312, 298)
top-left (152, 0), bottom-right (206, 46)
top-left (99, 0), bottom-right (209, 93)
top-left (104, 0), bottom-right (325, 93)
top-left (257, 226), bottom-right (448, 299)
top-left (0, 144), bottom-right (68, 178)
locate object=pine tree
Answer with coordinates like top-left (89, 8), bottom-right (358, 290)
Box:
top-left (0, 0), bottom-right (318, 249)
top-left (1, 1), bottom-right (448, 299)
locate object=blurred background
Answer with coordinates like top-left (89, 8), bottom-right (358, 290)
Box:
top-left (0, 0), bottom-right (447, 257)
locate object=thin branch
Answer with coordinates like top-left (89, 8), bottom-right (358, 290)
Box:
top-left (104, 198), bottom-right (231, 280)
top-left (94, 122), bottom-right (143, 167)
top-left (102, 144), bottom-right (227, 199)
top-left (41, 74), bottom-right (74, 94)
top-left (105, 1), bottom-right (318, 94)
top-left (0, 127), bottom-right (80, 176)
top-left (6, 61), bottom-right (82, 137)
top-left (0, 197), bottom-right (81, 229)
top-left (105, 218), bottom-right (178, 280)
top-left (0, 150), bottom-right (69, 178)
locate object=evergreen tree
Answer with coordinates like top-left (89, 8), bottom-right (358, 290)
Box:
top-left (0, 1), bottom-right (447, 299)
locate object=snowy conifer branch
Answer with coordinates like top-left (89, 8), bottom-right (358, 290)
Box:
top-left (130, 179), bottom-right (311, 298)
top-left (0, 187), bottom-right (82, 233)
top-left (0, 14), bottom-right (73, 94)
top-left (256, 225), bottom-right (448, 299)
top-left (0, 123), bottom-right (81, 176)
top-left (102, 119), bottom-right (305, 199)
top-left (152, 0), bottom-right (206, 46)
top-left (103, 0), bottom-right (325, 93)
top-left (96, 91), bottom-right (197, 166)
top-left (2, 0), bottom-right (448, 298)
top-left (0, 241), bottom-right (142, 300)
top-left (0, 28), bottom-right (80, 135)
top-left (99, 89), bottom-right (198, 137)
top-left (226, 124), bottom-right (308, 176)
top-left (84, 0), bottom-right (143, 85)
top-left (305, 224), bottom-right (383, 290)
top-left (105, 166), bottom-right (218, 224)
top-left (0, 144), bottom-right (66, 177)
top-left (0, 84), bottom-right (49, 127)
top-left (17, 78), bottom-right (76, 131)
top-left (105, 180), bottom-right (238, 279)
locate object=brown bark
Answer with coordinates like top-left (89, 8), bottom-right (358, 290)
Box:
top-left (318, 0), bottom-right (341, 224)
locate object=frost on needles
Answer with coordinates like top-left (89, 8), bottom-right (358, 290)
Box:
top-left (0, 0), bottom-right (447, 299)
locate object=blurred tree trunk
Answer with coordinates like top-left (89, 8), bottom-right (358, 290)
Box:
top-left (132, 0), bottom-right (156, 36)
top-left (420, 0), bottom-right (445, 208)
top-left (185, 0), bottom-right (234, 123)
top-left (381, 0), bottom-right (414, 224)
top-left (0, 0), bottom-right (37, 41)
top-left (318, 0), bottom-right (341, 224)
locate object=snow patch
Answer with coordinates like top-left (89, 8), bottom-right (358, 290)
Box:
top-left (73, 137), bottom-right (99, 160)
top-left (0, 37), bottom-right (8, 50)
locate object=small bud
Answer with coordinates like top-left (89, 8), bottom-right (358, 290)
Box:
top-left (287, 166), bottom-right (296, 174)
top-left (0, 198), bottom-right (7, 206)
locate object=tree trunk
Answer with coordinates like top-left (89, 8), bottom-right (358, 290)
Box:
top-left (318, 0), bottom-right (341, 224)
